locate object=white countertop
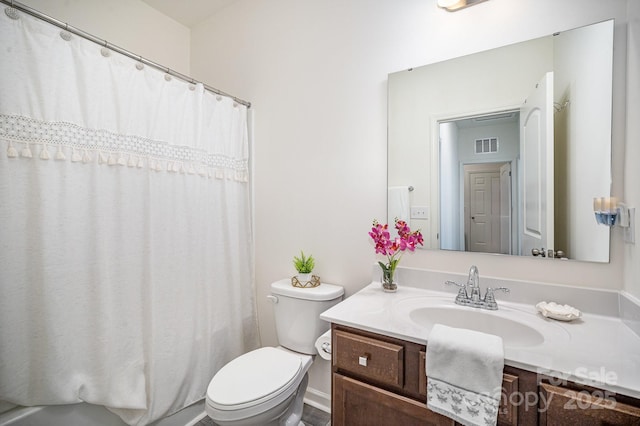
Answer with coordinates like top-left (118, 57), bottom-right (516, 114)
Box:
top-left (320, 281), bottom-right (640, 399)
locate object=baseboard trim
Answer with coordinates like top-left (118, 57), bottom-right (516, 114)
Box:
top-left (183, 411), bottom-right (207, 426)
top-left (303, 387), bottom-right (331, 413)
top-left (151, 399), bottom-right (206, 426)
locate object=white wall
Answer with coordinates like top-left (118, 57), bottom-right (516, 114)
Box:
top-left (190, 0), bottom-right (634, 399)
top-left (624, 0), bottom-right (640, 299)
top-left (17, 0), bottom-right (191, 75)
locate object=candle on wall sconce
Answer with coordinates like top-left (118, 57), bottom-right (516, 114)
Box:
top-left (593, 197), bottom-right (618, 226)
top-left (593, 197), bottom-right (636, 244)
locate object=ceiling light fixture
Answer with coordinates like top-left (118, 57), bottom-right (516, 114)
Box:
top-left (437, 0), bottom-right (488, 12)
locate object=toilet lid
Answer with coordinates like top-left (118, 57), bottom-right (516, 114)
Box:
top-left (207, 347), bottom-right (302, 407)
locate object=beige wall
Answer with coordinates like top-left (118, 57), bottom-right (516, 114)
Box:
top-left (18, 0), bottom-right (191, 75)
top-left (624, 0), bottom-right (640, 299)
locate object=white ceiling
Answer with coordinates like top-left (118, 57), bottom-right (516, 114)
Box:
top-left (141, 0), bottom-right (238, 27)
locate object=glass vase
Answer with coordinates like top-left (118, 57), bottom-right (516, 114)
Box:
top-left (381, 273), bottom-right (398, 293)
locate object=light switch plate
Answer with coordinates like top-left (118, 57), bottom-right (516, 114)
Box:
top-left (624, 208), bottom-right (635, 244)
top-left (411, 206), bottom-right (429, 219)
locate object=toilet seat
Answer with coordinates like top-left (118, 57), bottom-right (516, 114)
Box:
top-left (206, 347), bottom-right (310, 421)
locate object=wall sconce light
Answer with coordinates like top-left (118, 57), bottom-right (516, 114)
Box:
top-left (593, 197), bottom-right (636, 244)
top-left (437, 0), bottom-right (488, 12)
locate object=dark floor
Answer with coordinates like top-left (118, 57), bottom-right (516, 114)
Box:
top-left (196, 403), bottom-right (331, 426)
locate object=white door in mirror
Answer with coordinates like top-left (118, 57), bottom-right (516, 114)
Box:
top-left (520, 72), bottom-right (554, 257)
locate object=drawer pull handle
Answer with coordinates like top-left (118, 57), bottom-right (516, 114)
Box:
top-left (359, 354), bottom-right (370, 367)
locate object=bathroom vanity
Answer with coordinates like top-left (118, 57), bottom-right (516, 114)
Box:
top-left (321, 274), bottom-right (640, 425)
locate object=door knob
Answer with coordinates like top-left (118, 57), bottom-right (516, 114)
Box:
top-left (532, 248), bottom-right (566, 258)
top-left (531, 248), bottom-right (546, 257)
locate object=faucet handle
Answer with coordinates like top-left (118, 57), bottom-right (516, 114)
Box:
top-left (484, 287), bottom-right (509, 310)
top-left (445, 280), bottom-right (469, 302)
top-left (485, 287), bottom-right (510, 297)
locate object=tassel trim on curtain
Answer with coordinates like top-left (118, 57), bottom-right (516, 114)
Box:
top-left (1, 114), bottom-right (249, 182)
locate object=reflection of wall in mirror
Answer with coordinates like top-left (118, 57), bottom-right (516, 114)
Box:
top-left (553, 20), bottom-right (613, 263)
top-left (439, 122), bottom-right (459, 251)
top-left (388, 36), bottom-right (552, 252)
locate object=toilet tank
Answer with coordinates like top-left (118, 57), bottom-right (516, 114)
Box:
top-left (270, 279), bottom-right (344, 354)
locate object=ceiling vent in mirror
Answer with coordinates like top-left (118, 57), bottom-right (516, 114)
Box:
top-left (475, 138), bottom-right (498, 154)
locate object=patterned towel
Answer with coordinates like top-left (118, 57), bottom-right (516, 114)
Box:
top-left (426, 324), bottom-right (504, 426)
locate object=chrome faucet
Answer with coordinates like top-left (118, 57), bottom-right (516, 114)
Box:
top-left (445, 265), bottom-right (509, 310)
top-left (467, 265), bottom-right (481, 302)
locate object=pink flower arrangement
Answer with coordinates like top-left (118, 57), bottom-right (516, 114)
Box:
top-left (369, 218), bottom-right (424, 286)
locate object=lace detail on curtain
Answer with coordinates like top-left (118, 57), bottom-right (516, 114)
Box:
top-left (0, 114), bottom-right (249, 182)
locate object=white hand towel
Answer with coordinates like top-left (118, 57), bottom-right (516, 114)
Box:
top-left (426, 324), bottom-right (504, 426)
top-left (387, 186), bottom-right (410, 224)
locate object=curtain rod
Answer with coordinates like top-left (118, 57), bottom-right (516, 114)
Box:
top-left (1, 0), bottom-right (252, 108)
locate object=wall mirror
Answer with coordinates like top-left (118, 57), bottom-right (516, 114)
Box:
top-left (387, 20), bottom-right (614, 263)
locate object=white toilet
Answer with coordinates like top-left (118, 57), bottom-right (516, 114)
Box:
top-left (205, 279), bottom-right (344, 426)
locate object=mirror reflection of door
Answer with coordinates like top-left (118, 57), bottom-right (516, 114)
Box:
top-left (519, 72), bottom-right (554, 257)
top-left (464, 163), bottom-right (503, 253)
top-left (439, 112), bottom-right (519, 255)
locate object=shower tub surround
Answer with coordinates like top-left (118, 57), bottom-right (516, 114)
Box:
top-left (0, 400), bottom-right (206, 426)
top-left (0, 402), bottom-right (332, 426)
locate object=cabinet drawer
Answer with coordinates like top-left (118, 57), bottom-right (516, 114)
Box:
top-left (333, 329), bottom-right (404, 388)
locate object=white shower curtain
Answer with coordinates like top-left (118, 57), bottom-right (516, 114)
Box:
top-left (0, 9), bottom-right (258, 426)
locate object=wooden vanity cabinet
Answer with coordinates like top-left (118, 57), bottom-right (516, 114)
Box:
top-left (331, 324), bottom-right (640, 425)
top-left (539, 382), bottom-right (640, 425)
top-left (332, 325), bottom-right (452, 425)
top-left (331, 324), bottom-right (536, 426)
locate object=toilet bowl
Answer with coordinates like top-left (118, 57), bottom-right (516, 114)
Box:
top-left (206, 347), bottom-right (312, 425)
top-left (205, 279), bottom-right (344, 426)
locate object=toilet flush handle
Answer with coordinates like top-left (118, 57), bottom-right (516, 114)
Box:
top-left (266, 295), bottom-right (278, 304)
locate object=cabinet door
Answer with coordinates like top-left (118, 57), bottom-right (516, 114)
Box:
top-left (419, 351), bottom-right (520, 426)
top-left (539, 383), bottom-right (640, 425)
top-left (333, 373), bottom-right (454, 426)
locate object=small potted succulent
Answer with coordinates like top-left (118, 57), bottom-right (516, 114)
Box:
top-left (293, 250), bottom-right (315, 283)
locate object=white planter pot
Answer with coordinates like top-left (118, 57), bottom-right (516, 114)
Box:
top-left (296, 273), bottom-right (312, 283)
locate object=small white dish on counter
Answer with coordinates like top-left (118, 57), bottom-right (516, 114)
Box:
top-left (536, 301), bottom-right (582, 321)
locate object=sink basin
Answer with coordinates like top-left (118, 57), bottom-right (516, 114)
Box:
top-left (410, 306), bottom-right (544, 347)
top-left (392, 295), bottom-right (569, 348)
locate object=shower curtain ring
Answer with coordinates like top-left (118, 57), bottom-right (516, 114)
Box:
top-left (100, 40), bottom-right (111, 57)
